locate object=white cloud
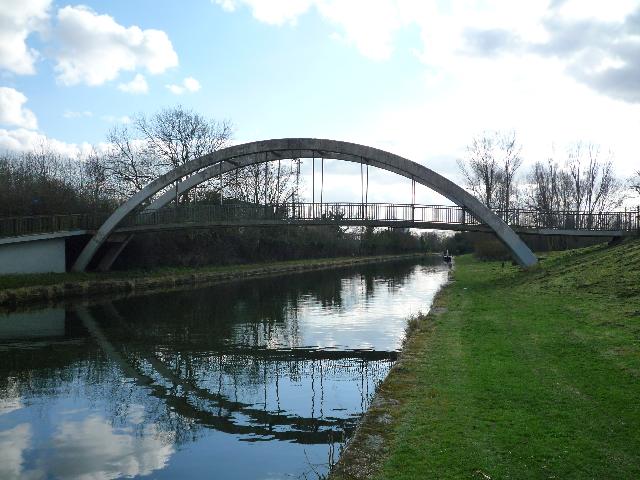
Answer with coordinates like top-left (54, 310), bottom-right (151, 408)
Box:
top-left (214, 1), bottom-right (554, 61)
top-left (54, 5), bottom-right (178, 86)
top-left (102, 115), bottom-right (132, 124)
top-left (0, 0), bottom-right (50, 75)
top-left (0, 127), bottom-right (95, 158)
top-left (183, 76), bottom-right (201, 92)
top-left (215, 2), bottom-right (531, 61)
top-left (118, 73), bottom-right (149, 94)
top-left (214, 0), bottom-right (638, 74)
top-left (356, 53), bottom-right (640, 180)
top-left (165, 84), bottom-right (184, 95)
top-left (63, 110), bottom-right (93, 119)
top-left (553, 0), bottom-right (638, 22)
top-left (0, 87), bottom-right (38, 129)
top-left (166, 76), bottom-right (201, 95)
top-left (216, 0), bottom-right (409, 59)
top-left (215, 0), bottom-right (314, 26)
top-left (217, 0), bottom-right (640, 185)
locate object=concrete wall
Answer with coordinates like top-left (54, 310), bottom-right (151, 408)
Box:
top-left (0, 237), bottom-right (66, 274)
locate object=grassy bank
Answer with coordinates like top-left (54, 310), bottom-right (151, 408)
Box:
top-left (333, 238), bottom-right (640, 479)
top-left (0, 253), bottom-right (428, 309)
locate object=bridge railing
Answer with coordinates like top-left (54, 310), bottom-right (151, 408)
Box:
top-left (2, 203), bottom-right (639, 238)
top-left (121, 203), bottom-right (480, 228)
top-left (121, 203), bottom-right (639, 232)
top-left (494, 209), bottom-right (640, 232)
top-left (0, 213), bottom-right (109, 239)
top-left (121, 203), bottom-right (640, 231)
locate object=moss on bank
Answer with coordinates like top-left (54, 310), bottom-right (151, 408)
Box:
top-left (332, 238), bottom-right (640, 479)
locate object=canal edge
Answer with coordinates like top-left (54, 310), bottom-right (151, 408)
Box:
top-left (0, 253), bottom-right (433, 311)
top-left (329, 263), bottom-right (455, 480)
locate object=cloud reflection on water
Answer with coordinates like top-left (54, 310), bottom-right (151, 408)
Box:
top-left (46, 416), bottom-right (174, 480)
top-left (0, 423), bottom-right (35, 480)
top-left (0, 416), bottom-right (174, 480)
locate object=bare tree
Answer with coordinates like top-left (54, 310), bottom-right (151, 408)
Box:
top-left (630, 170), bottom-right (640, 196)
top-left (457, 131), bottom-right (523, 211)
top-left (495, 131), bottom-right (523, 212)
top-left (134, 106), bottom-right (232, 171)
top-left (78, 149), bottom-right (113, 209)
top-left (458, 134), bottom-right (501, 209)
top-left (566, 142), bottom-right (624, 214)
top-left (104, 106), bottom-right (233, 202)
top-left (526, 159), bottom-right (574, 213)
top-left (105, 125), bottom-right (158, 198)
top-left (225, 158), bottom-right (300, 205)
top-left (525, 143), bottom-right (625, 232)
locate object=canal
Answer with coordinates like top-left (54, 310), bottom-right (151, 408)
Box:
top-left (0, 257), bottom-right (448, 479)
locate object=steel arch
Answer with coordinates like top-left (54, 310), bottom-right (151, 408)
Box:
top-left (72, 138), bottom-right (537, 271)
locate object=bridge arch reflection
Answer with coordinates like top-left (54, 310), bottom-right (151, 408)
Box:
top-left (75, 301), bottom-right (395, 445)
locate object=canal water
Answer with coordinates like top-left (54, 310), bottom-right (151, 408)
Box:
top-left (0, 257), bottom-right (448, 480)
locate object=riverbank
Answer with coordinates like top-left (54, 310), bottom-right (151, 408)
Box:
top-left (332, 238), bottom-right (640, 479)
top-left (0, 253), bottom-right (430, 310)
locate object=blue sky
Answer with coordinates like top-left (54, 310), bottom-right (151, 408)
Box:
top-left (1, 0), bottom-right (639, 203)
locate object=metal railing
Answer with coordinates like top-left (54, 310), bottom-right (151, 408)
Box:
top-left (493, 208), bottom-right (640, 232)
top-left (120, 203), bottom-right (640, 233)
top-left (0, 213), bottom-right (109, 239)
top-left (2, 203), bottom-right (639, 239)
top-left (120, 203), bottom-right (473, 228)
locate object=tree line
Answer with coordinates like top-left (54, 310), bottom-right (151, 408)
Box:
top-left (452, 131), bottom-right (639, 259)
top-left (457, 130), bottom-right (636, 215)
top-left (0, 147), bottom-right (115, 217)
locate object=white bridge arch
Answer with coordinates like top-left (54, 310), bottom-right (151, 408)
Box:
top-left (72, 138), bottom-right (538, 271)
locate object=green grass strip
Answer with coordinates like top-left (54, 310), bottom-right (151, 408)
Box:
top-left (340, 239), bottom-right (640, 479)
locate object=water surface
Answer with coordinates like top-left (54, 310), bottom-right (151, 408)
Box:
top-left (0, 257), bottom-right (448, 479)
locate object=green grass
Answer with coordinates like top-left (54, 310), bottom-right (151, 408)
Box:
top-left (348, 239), bottom-right (640, 479)
top-left (0, 254), bottom-right (418, 291)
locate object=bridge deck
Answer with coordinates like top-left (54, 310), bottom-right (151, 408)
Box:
top-left (1, 203), bottom-right (638, 241)
top-left (112, 219), bottom-right (628, 237)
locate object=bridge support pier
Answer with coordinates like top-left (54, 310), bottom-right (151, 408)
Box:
top-left (96, 234), bottom-right (133, 272)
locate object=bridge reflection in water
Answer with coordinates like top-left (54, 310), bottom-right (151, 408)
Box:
top-left (0, 258), bottom-right (447, 479)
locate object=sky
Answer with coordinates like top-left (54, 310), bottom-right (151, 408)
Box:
top-left (0, 0), bottom-right (639, 205)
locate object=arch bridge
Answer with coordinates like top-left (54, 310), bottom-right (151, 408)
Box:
top-left (1, 139), bottom-right (637, 274)
top-left (72, 138), bottom-right (538, 270)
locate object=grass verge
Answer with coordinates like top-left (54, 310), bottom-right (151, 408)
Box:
top-left (332, 238), bottom-right (640, 479)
